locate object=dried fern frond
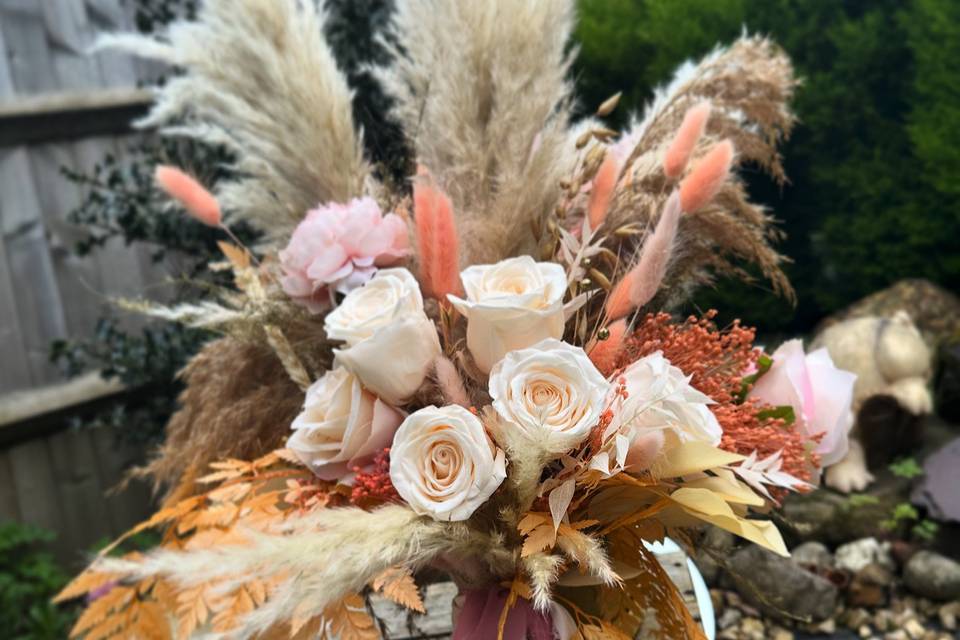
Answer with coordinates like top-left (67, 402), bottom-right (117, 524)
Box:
top-left (374, 0), bottom-right (579, 264)
top-left (99, 0), bottom-right (369, 244)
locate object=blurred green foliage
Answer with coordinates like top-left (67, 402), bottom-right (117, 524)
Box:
top-left (576, 0), bottom-right (960, 334)
top-left (0, 523), bottom-right (75, 639)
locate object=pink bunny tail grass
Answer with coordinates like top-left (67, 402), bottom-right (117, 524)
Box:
top-left (604, 272), bottom-right (636, 322)
top-left (604, 192), bottom-right (682, 321)
top-left (587, 151), bottom-right (619, 231)
top-left (679, 140), bottom-right (734, 213)
top-left (154, 165), bottom-right (221, 227)
top-left (588, 319), bottom-right (628, 377)
top-left (433, 355), bottom-right (470, 408)
top-left (663, 101), bottom-right (711, 179)
top-left (414, 177), bottom-right (462, 300)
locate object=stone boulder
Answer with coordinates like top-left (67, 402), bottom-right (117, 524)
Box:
top-left (903, 551), bottom-right (960, 601)
top-left (725, 545), bottom-right (838, 622)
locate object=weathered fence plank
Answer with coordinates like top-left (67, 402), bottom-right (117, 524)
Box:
top-left (47, 427), bottom-right (115, 566)
top-left (0, 0), bottom-right (164, 569)
top-left (90, 425), bottom-right (153, 538)
top-left (7, 438), bottom-right (68, 557)
top-left (0, 147), bottom-right (69, 386)
top-left (0, 450), bottom-right (21, 522)
top-left (0, 234), bottom-right (32, 391)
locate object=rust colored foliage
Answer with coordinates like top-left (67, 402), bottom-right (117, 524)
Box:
top-left (620, 312), bottom-right (818, 482)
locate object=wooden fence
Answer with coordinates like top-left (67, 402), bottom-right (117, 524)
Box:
top-left (0, 0), bottom-right (167, 567)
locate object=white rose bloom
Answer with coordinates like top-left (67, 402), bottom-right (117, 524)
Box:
top-left (390, 405), bottom-right (506, 521)
top-left (324, 268), bottom-right (441, 405)
top-left (616, 351), bottom-right (722, 448)
top-left (447, 256), bottom-right (567, 373)
top-left (488, 338), bottom-right (610, 454)
top-left (288, 368), bottom-right (404, 482)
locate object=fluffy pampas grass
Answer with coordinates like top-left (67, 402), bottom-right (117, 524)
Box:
top-left (374, 0), bottom-right (579, 265)
top-left (99, 0), bottom-right (369, 245)
top-left (135, 338), bottom-right (307, 497)
top-left (604, 35), bottom-right (797, 306)
top-left (94, 506), bottom-right (458, 638)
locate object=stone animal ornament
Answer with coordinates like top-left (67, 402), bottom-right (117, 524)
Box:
top-left (812, 311), bottom-right (934, 492)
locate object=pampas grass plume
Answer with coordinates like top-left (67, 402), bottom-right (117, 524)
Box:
top-left (588, 319), bottom-right (628, 376)
top-left (663, 101), bottom-right (711, 179)
top-left (587, 151), bottom-right (618, 230)
top-left (605, 192), bottom-right (682, 321)
top-left (155, 165), bottom-right (221, 227)
top-left (679, 140), bottom-right (734, 213)
top-left (414, 176), bottom-right (463, 300)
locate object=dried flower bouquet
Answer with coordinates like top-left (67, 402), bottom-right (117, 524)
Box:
top-left (58, 1), bottom-right (857, 639)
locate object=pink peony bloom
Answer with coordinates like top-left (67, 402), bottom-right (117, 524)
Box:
top-left (279, 197), bottom-right (409, 312)
top-left (749, 339), bottom-right (857, 469)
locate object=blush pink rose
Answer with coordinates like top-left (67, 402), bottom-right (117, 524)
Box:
top-left (279, 197), bottom-right (409, 312)
top-left (748, 339), bottom-right (857, 468)
top-left (288, 367), bottom-right (404, 483)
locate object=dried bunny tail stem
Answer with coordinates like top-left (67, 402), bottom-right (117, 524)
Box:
top-left (414, 174), bottom-right (463, 300)
top-left (605, 192), bottom-right (683, 321)
top-left (663, 101), bottom-right (711, 179)
top-left (523, 553), bottom-right (564, 612)
top-left (432, 355), bottom-right (470, 408)
top-left (679, 140), bottom-right (734, 213)
top-left (587, 150), bottom-right (618, 230)
top-left (94, 506), bottom-right (456, 638)
top-left (374, 0), bottom-right (578, 264)
top-left (98, 0), bottom-right (369, 245)
top-left (154, 165), bottom-right (221, 227)
top-left (587, 319), bottom-right (628, 377)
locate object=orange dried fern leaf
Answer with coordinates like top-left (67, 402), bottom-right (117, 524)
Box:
top-left (371, 566), bottom-right (424, 613)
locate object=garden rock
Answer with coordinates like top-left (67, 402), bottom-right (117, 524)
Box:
top-left (903, 551), bottom-right (960, 601)
top-left (791, 541), bottom-right (833, 570)
top-left (725, 545), bottom-right (838, 622)
top-left (835, 538), bottom-right (894, 573)
top-left (847, 562), bottom-right (894, 607)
